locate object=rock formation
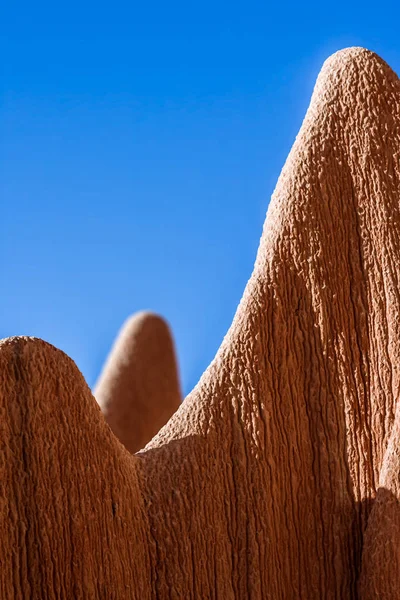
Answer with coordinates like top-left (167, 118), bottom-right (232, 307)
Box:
top-left (0, 337), bottom-right (151, 600)
top-left (94, 312), bottom-right (181, 453)
top-left (1, 47), bottom-right (400, 598)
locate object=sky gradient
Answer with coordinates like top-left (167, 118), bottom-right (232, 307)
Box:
top-left (2, 1), bottom-right (400, 394)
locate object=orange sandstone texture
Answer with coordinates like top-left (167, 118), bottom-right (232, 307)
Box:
top-left (140, 47), bottom-right (400, 598)
top-left (2, 47), bottom-right (400, 599)
top-left (94, 312), bottom-right (181, 453)
top-left (0, 337), bottom-right (151, 600)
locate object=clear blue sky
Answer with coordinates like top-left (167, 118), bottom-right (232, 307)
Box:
top-left (2, 2), bottom-right (400, 395)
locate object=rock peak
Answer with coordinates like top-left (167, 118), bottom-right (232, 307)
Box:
top-left (94, 310), bottom-right (181, 453)
top-left (310, 46), bottom-right (400, 116)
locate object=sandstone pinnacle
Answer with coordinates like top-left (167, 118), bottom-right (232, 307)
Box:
top-left (94, 311), bottom-right (181, 453)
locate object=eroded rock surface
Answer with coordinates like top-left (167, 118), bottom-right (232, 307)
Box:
top-left (0, 337), bottom-right (151, 600)
top-left (141, 47), bottom-right (400, 598)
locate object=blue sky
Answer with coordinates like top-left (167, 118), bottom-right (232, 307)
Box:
top-left (2, 2), bottom-right (400, 395)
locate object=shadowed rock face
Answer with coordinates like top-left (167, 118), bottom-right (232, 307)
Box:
top-left (1, 47), bottom-right (400, 599)
top-left (94, 312), bottom-right (181, 453)
top-left (359, 402), bottom-right (400, 599)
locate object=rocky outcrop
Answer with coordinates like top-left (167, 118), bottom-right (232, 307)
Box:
top-left (0, 337), bottom-right (150, 600)
top-left (1, 47), bottom-right (400, 598)
top-left (94, 312), bottom-right (181, 453)
top-left (139, 47), bottom-right (400, 598)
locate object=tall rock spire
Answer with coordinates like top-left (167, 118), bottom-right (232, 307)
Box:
top-left (141, 47), bottom-right (400, 598)
top-left (94, 311), bottom-right (181, 453)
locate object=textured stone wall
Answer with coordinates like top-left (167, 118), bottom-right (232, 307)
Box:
top-left (1, 47), bottom-right (399, 598)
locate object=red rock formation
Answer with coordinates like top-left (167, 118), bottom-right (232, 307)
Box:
top-left (1, 47), bottom-right (400, 598)
top-left (139, 47), bottom-right (400, 598)
top-left (0, 337), bottom-right (151, 600)
top-left (94, 312), bottom-right (181, 453)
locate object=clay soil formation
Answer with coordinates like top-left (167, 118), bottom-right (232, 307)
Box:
top-left (1, 47), bottom-right (400, 599)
